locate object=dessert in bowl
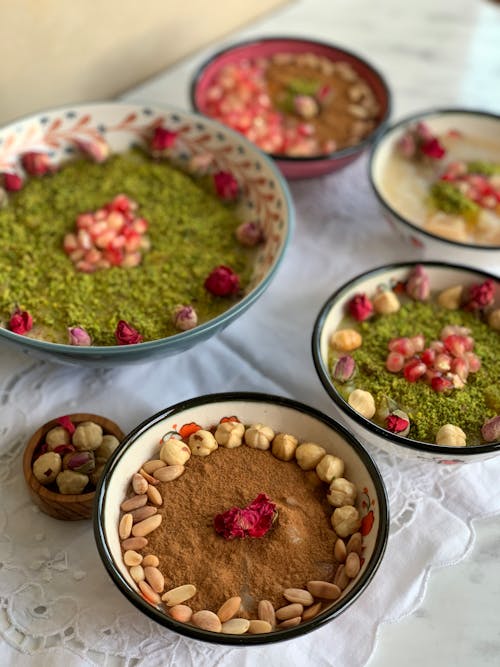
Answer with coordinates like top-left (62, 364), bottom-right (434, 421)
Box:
top-left (94, 393), bottom-right (388, 644)
top-left (191, 36), bottom-right (391, 179)
top-left (312, 262), bottom-right (500, 464)
top-left (369, 109), bottom-right (500, 267)
top-left (0, 102), bottom-right (293, 366)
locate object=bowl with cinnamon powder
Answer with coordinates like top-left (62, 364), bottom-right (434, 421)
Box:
top-left (94, 392), bottom-right (389, 644)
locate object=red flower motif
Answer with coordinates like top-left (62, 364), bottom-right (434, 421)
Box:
top-left (8, 307), bottom-right (33, 335)
top-left (361, 510), bottom-right (374, 536)
top-left (114, 320), bottom-right (143, 345)
top-left (204, 265), bottom-right (240, 296)
top-left (214, 493), bottom-right (277, 540)
top-left (464, 278), bottom-right (495, 311)
top-left (179, 422), bottom-right (202, 439)
top-left (2, 172), bottom-right (23, 191)
top-left (347, 293), bottom-right (373, 321)
top-left (21, 151), bottom-right (54, 176)
top-left (213, 171), bottom-right (239, 201)
top-left (151, 126), bottom-right (178, 152)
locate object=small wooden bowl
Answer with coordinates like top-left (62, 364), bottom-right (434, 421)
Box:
top-left (23, 413), bottom-right (124, 521)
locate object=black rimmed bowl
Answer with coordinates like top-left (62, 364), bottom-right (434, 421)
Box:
top-left (312, 261), bottom-right (500, 464)
top-left (369, 108), bottom-right (500, 269)
top-left (94, 392), bottom-right (389, 645)
top-left (190, 36), bottom-right (391, 180)
top-left (0, 102), bottom-right (293, 366)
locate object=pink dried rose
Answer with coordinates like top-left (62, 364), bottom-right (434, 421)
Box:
top-left (385, 411), bottom-right (410, 436)
top-left (347, 293), bottom-right (373, 321)
top-left (74, 136), bottom-right (110, 163)
top-left (115, 320), bottom-right (144, 345)
top-left (204, 265), bottom-right (240, 296)
top-left (21, 151), bottom-right (54, 176)
top-left (68, 326), bottom-right (92, 346)
top-left (406, 264), bottom-right (430, 301)
top-left (2, 172), bottom-right (23, 191)
top-left (57, 415), bottom-right (76, 435)
top-left (420, 138), bottom-right (446, 159)
top-left (150, 126), bottom-right (178, 153)
top-left (172, 305), bottom-right (198, 331)
top-left (213, 171), bottom-right (239, 201)
top-left (214, 493), bottom-right (277, 540)
top-left (464, 278), bottom-right (495, 311)
top-left (397, 122), bottom-right (446, 161)
top-left (8, 307), bottom-right (33, 335)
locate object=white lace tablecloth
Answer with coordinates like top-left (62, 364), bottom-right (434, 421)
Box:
top-left (1, 1), bottom-right (500, 665)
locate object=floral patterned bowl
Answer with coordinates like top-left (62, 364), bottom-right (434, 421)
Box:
top-left (190, 36), bottom-right (392, 180)
top-left (312, 261), bottom-right (500, 464)
top-left (94, 392), bottom-right (389, 645)
top-left (0, 103), bottom-right (293, 366)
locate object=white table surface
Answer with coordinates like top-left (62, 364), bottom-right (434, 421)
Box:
top-left (1, 0), bottom-right (499, 665)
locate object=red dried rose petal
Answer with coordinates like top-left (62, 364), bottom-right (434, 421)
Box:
top-left (204, 265), bottom-right (240, 296)
top-left (8, 308), bottom-right (33, 335)
top-left (347, 293), bottom-right (373, 321)
top-left (57, 415), bottom-right (76, 435)
top-left (213, 171), bottom-right (239, 201)
top-left (214, 493), bottom-right (277, 540)
top-left (115, 320), bottom-right (144, 345)
top-left (420, 138), bottom-right (446, 159)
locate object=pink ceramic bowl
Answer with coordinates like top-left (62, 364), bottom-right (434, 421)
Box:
top-left (190, 36), bottom-right (392, 180)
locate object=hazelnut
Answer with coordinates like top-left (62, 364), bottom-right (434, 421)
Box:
top-left (488, 309), bottom-right (500, 331)
top-left (33, 452), bottom-right (62, 485)
top-left (295, 443), bottom-right (326, 471)
top-left (214, 421), bottom-right (245, 448)
top-left (89, 462), bottom-right (106, 486)
top-left (244, 424), bottom-right (275, 450)
top-left (188, 430), bottom-right (218, 457)
top-left (160, 437), bottom-right (192, 465)
top-left (271, 433), bottom-right (298, 461)
top-left (95, 434), bottom-right (120, 461)
top-left (348, 389), bottom-right (376, 419)
top-left (437, 285), bottom-right (463, 310)
top-left (330, 329), bottom-right (362, 352)
top-left (331, 506), bottom-right (361, 538)
top-left (56, 470), bottom-right (89, 495)
top-left (316, 454), bottom-right (345, 483)
top-left (373, 290), bottom-right (400, 315)
top-left (72, 421), bottom-right (103, 451)
top-left (327, 478), bottom-right (357, 507)
top-left (435, 423), bottom-right (466, 447)
top-left (45, 426), bottom-right (70, 450)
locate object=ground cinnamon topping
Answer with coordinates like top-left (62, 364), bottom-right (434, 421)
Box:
top-left (144, 446), bottom-right (337, 614)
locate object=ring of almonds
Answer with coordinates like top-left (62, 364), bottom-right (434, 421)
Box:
top-left (118, 420), bottom-right (367, 635)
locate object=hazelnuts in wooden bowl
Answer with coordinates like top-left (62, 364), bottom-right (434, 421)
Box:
top-left (23, 413), bottom-right (124, 520)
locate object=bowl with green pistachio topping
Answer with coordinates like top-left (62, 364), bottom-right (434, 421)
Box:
top-left (312, 262), bottom-right (500, 464)
top-left (369, 109), bottom-right (500, 267)
top-left (0, 102), bottom-right (293, 365)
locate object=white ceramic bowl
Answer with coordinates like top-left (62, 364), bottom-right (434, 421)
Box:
top-left (0, 102), bottom-right (293, 366)
top-left (312, 262), bottom-right (500, 464)
top-left (94, 392), bottom-right (389, 645)
top-left (369, 109), bottom-right (500, 271)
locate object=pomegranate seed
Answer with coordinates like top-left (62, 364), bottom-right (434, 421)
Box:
top-left (450, 357), bottom-right (469, 382)
top-left (421, 348), bottom-right (436, 366)
top-left (431, 376), bottom-right (454, 392)
top-left (403, 359), bottom-right (427, 382)
top-left (430, 340), bottom-right (446, 353)
top-left (443, 334), bottom-right (467, 357)
top-left (386, 351), bottom-right (405, 373)
top-left (434, 353), bottom-right (452, 372)
top-left (410, 334), bottom-right (425, 353)
top-left (464, 352), bottom-right (481, 372)
top-left (440, 325), bottom-right (470, 339)
top-left (388, 337), bottom-right (415, 357)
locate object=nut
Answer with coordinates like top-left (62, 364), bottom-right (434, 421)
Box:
top-left (334, 538), bottom-right (347, 563)
top-left (437, 285), bottom-right (463, 310)
top-left (373, 290), bottom-right (400, 315)
top-left (316, 454), bottom-right (344, 483)
top-left (95, 434), bottom-right (120, 461)
top-left (346, 532), bottom-right (363, 555)
top-left (121, 494), bottom-right (147, 512)
top-left (132, 472), bottom-right (149, 495)
top-left (330, 329), bottom-right (362, 352)
top-left (488, 309), bottom-right (500, 331)
top-left (123, 550), bottom-right (143, 566)
top-left (275, 603), bottom-right (304, 621)
top-left (306, 580), bottom-right (342, 600)
top-left (119, 513), bottom-right (133, 540)
top-left (153, 464), bottom-right (185, 482)
top-left (45, 426), bottom-right (70, 450)
top-left (221, 618), bottom-right (250, 635)
top-left (191, 610), bottom-right (222, 632)
top-left (435, 423), bottom-right (466, 447)
top-left (258, 600), bottom-right (276, 627)
top-left (214, 421), bottom-right (245, 448)
top-left (56, 470), bottom-right (89, 494)
top-left (131, 514), bottom-right (162, 537)
top-left (162, 584), bottom-right (197, 606)
top-left (89, 462), bottom-right (105, 486)
top-left (295, 442), bottom-right (326, 470)
top-left (332, 355), bottom-right (356, 382)
top-left (129, 565), bottom-right (145, 583)
top-left (169, 605), bottom-right (193, 622)
top-left (33, 452), bottom-right (62, 484)
top-left (481, 415), bottom-right (500, 443)
top-left (331, 505), bottom-right (362, 537)
top-left (217, 596), bottom-right (242, 622)
top-left (327, 477), bottom-right (357, 507)
top-left (138, 580), bottom-right (160, 605)
top-left (334, 563), bottom-right (351, 590)
top-left (72, 421), bottom-right (103, 451)
top-left (147, 484), bottom-right (163, 506)
top-left (62, 450), bottom-right (95, 474)
top-left (301, 601), bottom-right (323, 621)
top-left (271, 433), bottom-right (298, 461)
top-left (144, 566), bottom-right (165, 593)
top-left (345, 551), bottom-right (361, 578)
top-left (188, 429), bottom-right (218, 456)
top-left (244, 424), bottom-right (275, 450)
top-left (283, 588), bottom-right (314, 606)
top-left (130, 505), bottom-right (157, 523)
top-left (248, 620), bottom-right (272, 634)
top-left (348, 388), bottom-right (376, 419)
top-left (142, 554), bottom-right (160, 568)
top-left (277, 616), bottom-right (301, 629)
top-left (160, 437), bottom-right (191, 465)
top-left (141, 459), bottom-right (166, 474)
top-left (121, 536), bottom-right (148, 551)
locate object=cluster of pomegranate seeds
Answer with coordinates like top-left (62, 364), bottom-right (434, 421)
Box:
top-left (385, 325), bottom-right (481, 392)
top-left (63, 194), bottom-right (150, 273)
top-left (397, 121), bottom-right (446, 161)
top-left (440, 163), bottom-right (500, 210)
top-left (204, 61), bottom-right (324, 156)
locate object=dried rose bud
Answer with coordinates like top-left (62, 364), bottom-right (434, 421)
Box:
top-left (68, 326), bottom-right (92, 346)
top-left (464, 278), bottom-right (495, 311)
top-left (332, 355), bottom-right (356, 382)
top-left (406, 264), bottom-right (430, 301)
top-left (172, 304), bottom-right (198, 331)
top-left (8, 307), bottom-right (33, 335)
top-left (385, 410), bottom-right (410, 437)
top-left (150, 126), bottom-right (178, 153)
top-left (64, 450), bottom-right (96, 475)
top-left (74, 136), bottom-right (110, 163)
top-left (21, 151), bottom-right (54, 176)
top-left (235, 221), bottom-right (263, 246)
top-left (114, 319), bottom-right (144, 345)
top-left (204, 265), bottom-right (240, 296)
top-left (213, 171), bottom-right (239, 201)
top-left (214, 493), bottom-right (277, 540)
top-left (2, 172), bottom-right (23, 191)
top-left (347, 293), bottom-right (373, 322)
top-left (481, 415), bottom-right (500, 443)
top-left (293, 95), bottom-right (319, 120)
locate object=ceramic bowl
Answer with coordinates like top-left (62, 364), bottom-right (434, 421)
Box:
top-left (369, 109), bottom-right (500, 269)
top-left (0, 102), bottom-right (293, 366)
top-left (94, 392), bottom-right (389, 645)
top-left (190, 36), bottom-right (391, 180)
top-left (312, 262), bottom-right (500, 464)
top-left (23, 413), bottom-right (124, 520)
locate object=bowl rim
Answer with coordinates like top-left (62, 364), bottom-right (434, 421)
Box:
top-left (189, 35), bottom-right (392, 164)
top-left (0, 100), bottom-right (295, 358)
top-left (312, 260), bottom-right (500, 457)
top-left (93, 391), bottom-right (389, 645)
top-left (368, 107), bottom-right (500, 251)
